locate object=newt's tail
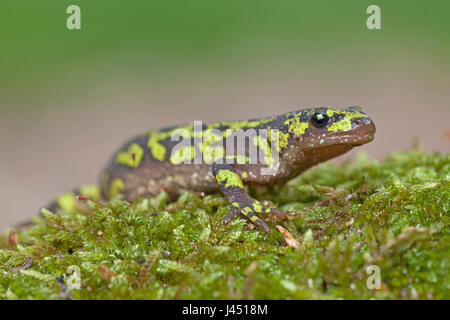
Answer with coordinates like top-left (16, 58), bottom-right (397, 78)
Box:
top-left (14, 184), bottom-right (101, 229)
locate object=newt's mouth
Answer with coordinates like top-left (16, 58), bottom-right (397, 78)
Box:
top-left (311, 132), bottom-right (375, 149)
top-left (334, 117), bottom-right (376, 146)
top-left (349, 133), bottom-right (375, 146)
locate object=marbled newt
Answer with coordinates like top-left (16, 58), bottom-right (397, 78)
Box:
top-left (44, 106), bottom-right (375, 233)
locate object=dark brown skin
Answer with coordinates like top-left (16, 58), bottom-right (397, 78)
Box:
top-left (45, 106), bottom-right (375, 233)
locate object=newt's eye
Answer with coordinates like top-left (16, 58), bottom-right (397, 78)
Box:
top-left (311, 113), bottom-right (329, 128)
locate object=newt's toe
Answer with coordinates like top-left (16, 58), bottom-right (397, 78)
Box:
top-left (223, 206), bottom-right (240, 225)
top-left (253, 218), bottom-right (271, 233)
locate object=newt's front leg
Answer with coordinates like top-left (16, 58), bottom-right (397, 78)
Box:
top-left (212, 163), bottom-right (284, 233)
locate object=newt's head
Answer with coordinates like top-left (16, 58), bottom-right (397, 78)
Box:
top-left (283, 106), bottom-right (376, 165)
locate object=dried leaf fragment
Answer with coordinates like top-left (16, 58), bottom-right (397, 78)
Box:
top-left (276, 225), bottom-right (300, 249)
top-left (99, 264), bottom-right (117, 283)
top-left (8, 230), bottom-right (18, 248)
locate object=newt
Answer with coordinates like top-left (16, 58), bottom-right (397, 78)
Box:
top-left (41, 106), bottom-right (375, 233)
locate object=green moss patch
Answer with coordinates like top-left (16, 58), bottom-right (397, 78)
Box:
top-left (1, 150), bottom-right (449, 299)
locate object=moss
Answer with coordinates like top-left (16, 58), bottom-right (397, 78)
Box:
top-left (0, 150), bottom-right (449, 300)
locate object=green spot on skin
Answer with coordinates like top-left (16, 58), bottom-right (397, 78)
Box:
top-left (326, 109), bottom-right (368, 120)
top-left (252, 136), bottom-right (269, 152)
top-left (116, 143), bottom-right (144, 167)
top-left (203, 145), bottom-right (225, 164)
top-left (231, 201), bottom-right (240, 208)
top-left (241, 206), bottom-right (253, 216)
top-left (152, 143), bottom-right (166, 161)
top-left (170, 145), bottom-right (196, 165)
top-left (147, 131), bottom-right (168, 161)
top-left (284, 113), bottom-right (309, 135)
top-left (109, 178), bottom-right (124, 198)
top-left (252, 201), bottom-right (263, 212)
top-left (206, 123), bottom-right (221, 129)
top-left (269, 129), bottom-right (290, 151)
top-left (216, 169), bottom-right (244, 189)
top-left (326, 109), bottom-right (369, 132)
top-left (327, 119), bottom-right (352, 132)
top-left (57, 192), bottom-right (77, 211)
top-left (252, 136), bottom-right (275, 167)
top-left (294, 122), bottom-right (309, 135)
top-left (79, 184), bottom-right (100, 200)
top-left (201, 129), bottom-right (225, 163)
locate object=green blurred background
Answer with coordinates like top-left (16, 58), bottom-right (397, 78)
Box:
top-left (1, 0), bottom-right (449, 228)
